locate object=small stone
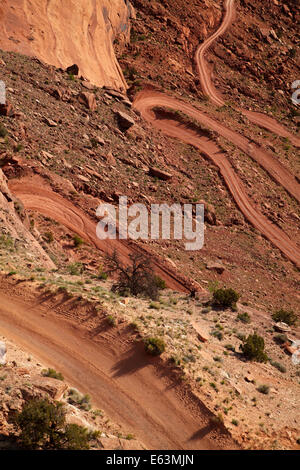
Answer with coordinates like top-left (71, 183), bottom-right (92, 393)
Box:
top-left (149, 167), bottom-right (173, 181)
top-left (44, 117), bottom-right (58, 127)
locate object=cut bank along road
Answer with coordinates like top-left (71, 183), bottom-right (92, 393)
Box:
top-left (9, 178), bottom-right (201, 294)
top-left (0, 287), bottom-right (238, 450)
top-left (134, 91), bottom-right (300, 267)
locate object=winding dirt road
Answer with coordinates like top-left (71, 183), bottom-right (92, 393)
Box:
top-left (0, 284), bottom-right (237, 450)
top-left (196, 0), bottom-right (300, 149)
top-left (134, 92), bottom-right (300, 267)
top-left (8, 179), bottom-right (197, 294)
top-left (133, 0), bottom-right (300, 267)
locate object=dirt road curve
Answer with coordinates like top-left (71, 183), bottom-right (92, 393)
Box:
top-left (196, 0), bottom-right (300, 149)
top-left (0, 288), bottom-right (238, 450)
top-left (134, 91), bottom-right (300, 267)
top-left (133, 0), bottom-right (300, 267)
top-left (8, 180), bottom-right (199, 294)
top-left (196, 0), bottom-right (235, 108)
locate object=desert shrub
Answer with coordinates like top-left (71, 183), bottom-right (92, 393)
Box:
top-left (149, 301), bottom-right (160, 310)
top-left (42, 368), bottom-right (64, 381)
top-left (98, 270), bottom-right (108, 280)
top-left (144, 337), bottom-right (165, 356)
top-left (63, 423), bottom-right (91, 450)
top-left (15, 398), bottom-right (90, 449)
top-left (225, 344), bottom-right (235, 352)
top-left (212, 288), bottom-right (239, 309)
top-left (105, 251), bottom-right (160, 300)
top-left (106, 315), bottom-right (116, 327)
top-left (237, 312), bottom-right (251, 324)
top-left (257, 384), bottom-right (270, 395)
top-left (273, 333), bottom-right (288, 345)
top-left (43, 232), bottom-right (54, 243)
top-left (211, 330), bottom-right (223, 341)
top-left (73, 235), bottom-right (84, 248)
top-left (270, 361), bottom-right (286, 373)
top-left (154, 276), bottom-right (166, 290)
top-left (272, 309), bottom-right (297, 326)
top-left (0, 123), bottom-right (7, 138)
top-left (0, 235), bottom-right (14, 249)
top-left (67, 389), bottom-right (91, 411)
top-left (240, 333), bottom-right (268, 363)
top-left (67, 262), bottom-right (83, 276)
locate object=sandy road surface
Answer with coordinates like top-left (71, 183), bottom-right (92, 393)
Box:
top-left (133, 0), bottom-right (300, 267)
top-left (0, 287), bottom-right (238, 450)
top-left (134, 91), bottom-right (300, 267)
top-left (8, 180), bottom-right (200, 294)
top-left (196, 0), bottom-right (300, 149)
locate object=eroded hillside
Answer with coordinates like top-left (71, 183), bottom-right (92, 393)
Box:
top-left (0, 0), bottom-right (135, 90)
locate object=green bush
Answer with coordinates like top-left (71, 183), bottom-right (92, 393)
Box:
top-left (0, 123), bottom-right (7, 138)
top-left (272, 309), bottom-right (297, 326)
top-left (67, 389), bottom-right (91, 411)
top-left (42, 368), bottom-right (64, 381)
top-left (67, 262), bottom-right (83, 276)
top-left (270, 361), bottom-right (286, 373)
top-left (106, 315), bottom-right (116, 327)
top-left (73, 235), bottom-right (84, 248)
top-left (212, 288), bottom-right (239, 309)
top-left (240, 333), bottom-right (268, 363)
top-left (106, 251), bottom-right (160, 300)
top-left (144, 337), bottom-right (165, 356)
top-left (154, 276), bottom-right (166, 290)
top-left (15, 398), bottom-right (90, 449)
top-left (257, 384), bottom-right (270, 395)
top-left (44, 232), bottom-right (54, 243)
top-left (237, 312), bottom-right (251, 324)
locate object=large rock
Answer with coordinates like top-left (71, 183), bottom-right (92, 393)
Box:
top-left (66, 64), bottom-right (80, 76)
top-left (78, 92), bottom-right (97, 112)
top-left (206, 262), bottom-right (225, 274)
top-left (149, 167), bottom-right (173, 181)
top-left (30, 376), bottom-right (68, 400)
top-left (116, 110), bottom-right (135, 131)
top-left (0, 1), bottom-right (134, 90)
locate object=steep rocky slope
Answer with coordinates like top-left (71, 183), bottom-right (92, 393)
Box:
top-left (0, 0), bottom-right (135, 90)
top-left (0, 0), bottom-right (299, 451)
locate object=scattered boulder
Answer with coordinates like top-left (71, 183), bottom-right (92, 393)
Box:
top-left (274, 322), bottom-right (291, 333)
top-left (115, 110), bottom-right (135, 131)
top-left (206, 262), bottom-right (225, 274)
top-left (30, 376), bottom-right (68, 400)
top-left (198, 200), bottom-right (217, 225)
top-left (244, 373), bottom-right (255, 384)
top-left (0, 102), bottom-right (14, 117)
top-left (149, 166), bottom-right (173, 181)
top-left (66, 64), bottom-right (80, 76)
top-left (103, 87), bottom-right (128, 101)
top-left (78, 92), bottom-right (97, 112)
top-left (99, 437), bottom-right (122, 450)
top-left (44, 117), bottom-right (58, 127)
top-left (82, 81), bottom-right (95, 91)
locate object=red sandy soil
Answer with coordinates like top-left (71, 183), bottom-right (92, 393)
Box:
top-left (133, 0), bottom-right (300, 268)
top-left (0, 280), bottom-right (238, 450)
top-left (8, 178), bottom-right (202, 294)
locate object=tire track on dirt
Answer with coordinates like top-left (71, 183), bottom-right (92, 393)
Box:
top-left (0, 286), bottom-right (238, 450)
top-left (196, 0), bottom-right (300, 149)
top-left (8, 180), bottom-right (201, 294)
top-left (133, 92), bottom-right (300, 267)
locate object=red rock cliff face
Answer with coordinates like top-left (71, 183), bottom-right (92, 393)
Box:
top-left (0, 0), bottom-right (134, 90)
